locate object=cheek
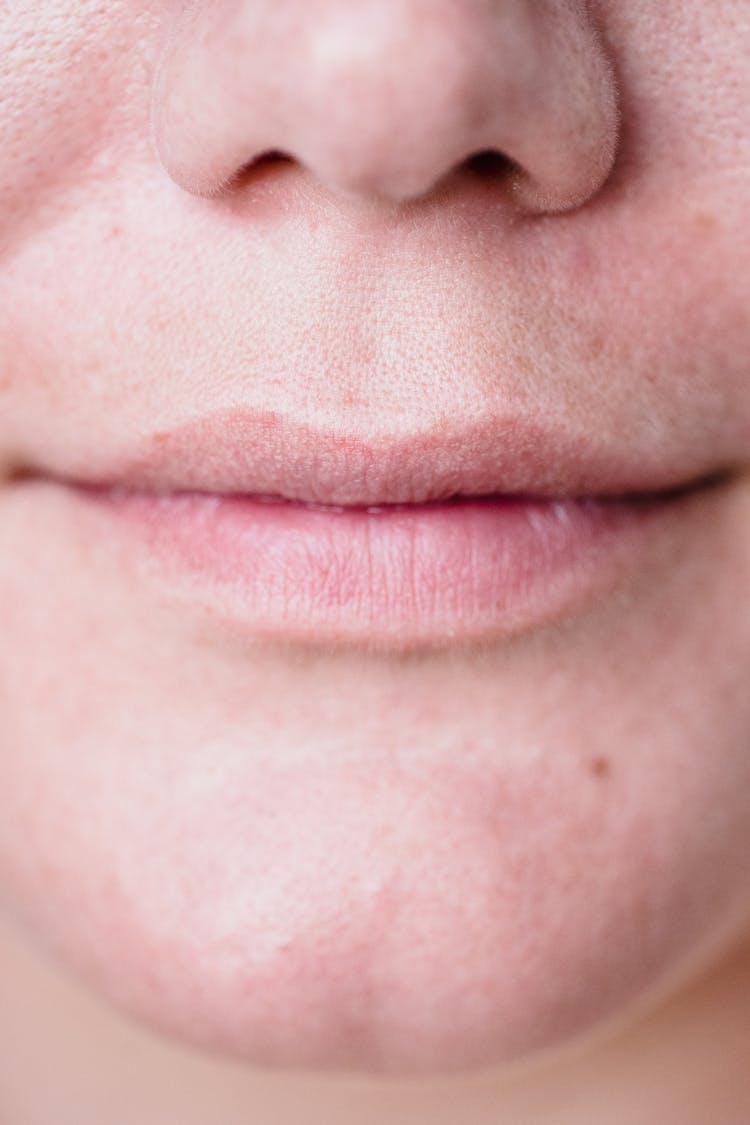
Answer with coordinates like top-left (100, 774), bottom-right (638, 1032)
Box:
top-left (571, 174), bottom-right (750, 443)
top-left (0, 3), bottom-right (160, 457)
top-left (0, 3), bottom-right (158, 248)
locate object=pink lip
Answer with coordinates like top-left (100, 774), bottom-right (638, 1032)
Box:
top-left (70, 484), bottom-right (683, 651)
top-left (39, 407), bottom-right (711, 650)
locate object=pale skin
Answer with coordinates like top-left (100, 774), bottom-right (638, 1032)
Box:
top-left (1, 2), bottom-right (749, 1122)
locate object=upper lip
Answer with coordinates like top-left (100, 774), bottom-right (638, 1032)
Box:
top-left (43, 406), bottom-right (714, 506)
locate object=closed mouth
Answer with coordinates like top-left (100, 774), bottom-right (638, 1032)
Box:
top-left (6, 405), bottom-right (727, 652)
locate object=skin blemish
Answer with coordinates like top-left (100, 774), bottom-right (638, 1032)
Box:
top-left (692, 210), bottom-right (717, 232)
top-left (590, 757), bottom-right (611, 780)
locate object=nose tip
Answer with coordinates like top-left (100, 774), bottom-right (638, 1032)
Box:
top-left (153, 1), bottom-right (620, 214)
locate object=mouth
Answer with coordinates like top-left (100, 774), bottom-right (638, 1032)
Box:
top-left (19, 407), bottom-right (720, 652)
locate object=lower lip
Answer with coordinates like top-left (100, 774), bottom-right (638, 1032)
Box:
top-left (73, 485), bottom-right (679, 649)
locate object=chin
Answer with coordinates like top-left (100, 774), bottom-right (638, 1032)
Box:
top-left (14, 743), bottom-right (749, 1077)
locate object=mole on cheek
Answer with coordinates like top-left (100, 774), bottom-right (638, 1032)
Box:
top-left (590, 757), bottom-right (611, 780)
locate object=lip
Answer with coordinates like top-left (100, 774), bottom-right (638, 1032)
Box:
top-left (46, 407), bottom-right (710, 506)
top-left (74, 484), bottom-right (676, 650)
top-left (20, 407), bottom-right (717, 651)
top-left (60, 502), bottom-right (710, 659)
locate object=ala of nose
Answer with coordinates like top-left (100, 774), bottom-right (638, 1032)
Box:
top-left (153, 0), bottom-right (620, 213)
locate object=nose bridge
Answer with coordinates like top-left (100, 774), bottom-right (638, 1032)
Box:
top-left (153, 0), bottom-right (619, 212)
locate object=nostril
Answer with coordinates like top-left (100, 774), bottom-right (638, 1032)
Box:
top-left (230, 149), bottom-right (295, 191)
top-left (464, 149), bottom-right (515, 179)
top-left (246, 149), bottom-right (295, 170)
top-left (233, 148), bottom-right (515, 205)
top-left (234, 149), bottom-right (295, 179)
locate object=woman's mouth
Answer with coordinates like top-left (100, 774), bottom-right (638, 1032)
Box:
top-left (27, 406), bottom-right (719, 652)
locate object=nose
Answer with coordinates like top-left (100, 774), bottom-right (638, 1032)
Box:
top-left (152, 0), bottom-right (620, 213)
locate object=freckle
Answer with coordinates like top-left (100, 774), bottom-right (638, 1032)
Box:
top-left (587, 332), bottom-right (605, 360)
top-left (692, 211), bottom-right (717, 232)
top-left (153, 432), bottom-right (168, 447)
top-left (590, 757), bottom-right (611, 780)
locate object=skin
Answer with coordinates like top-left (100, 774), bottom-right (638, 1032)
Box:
top-left (1, 1), bottom-right (749, 1119)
